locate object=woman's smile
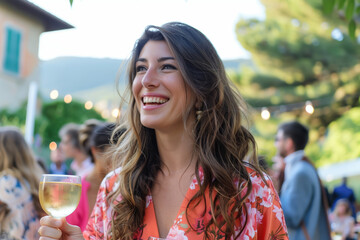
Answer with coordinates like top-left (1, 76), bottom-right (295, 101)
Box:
top-left (132, 40), bottom-right (194, 131)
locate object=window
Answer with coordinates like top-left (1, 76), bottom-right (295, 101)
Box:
top-left (3, 26), bottom-right (21, 74)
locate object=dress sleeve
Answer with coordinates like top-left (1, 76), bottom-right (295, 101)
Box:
top-left (257, 174), bottom-right (289, 239)
top-left (240, 170), bottom-right (288, 239)
top-left (83, 170), bottom-right (121, 240)
top-left (83, 178), bottom-right (109, 240)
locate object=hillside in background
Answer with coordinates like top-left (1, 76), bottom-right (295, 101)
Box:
top-left (39, 57), bottom-right (254, 107)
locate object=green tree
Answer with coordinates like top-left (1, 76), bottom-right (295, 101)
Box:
top-left (317, 106), bottom-right (360, 165)
top-left (233, 0), bottom-right (360, 165)
top-left (322, 0), bottom-right (360, 39)
top-left (0, 103), bottom-right (27, 129)
top-left (37, 100), bottom-right (104, 145)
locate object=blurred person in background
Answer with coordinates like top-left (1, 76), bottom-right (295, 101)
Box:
top-left (59, 123), bottom-right (93, 177)
top-left (0, 126), bottom-right (45, 239)
top-left (48, 145), bottom-right (73, 175)
top-left (274, 121), bottom-right (331, 240)
top-left (329, 198), bottom-right (356, 240)
top-left (332, 176), bottom-right (357, 223)
top-left (66, 122), bottom-right (125, 231)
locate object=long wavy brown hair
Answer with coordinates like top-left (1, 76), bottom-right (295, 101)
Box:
top-left (109, 22), bottom-right (262, 239)
top-left (0, 126), bottom-right (45, 222)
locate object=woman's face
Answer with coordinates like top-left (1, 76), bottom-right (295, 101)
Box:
top-left (132, 40), bottom-right (195, 132)
top-left (60, 134), bottom-right (76, 158)
top-left (336, 202), bottom-right (347, 215)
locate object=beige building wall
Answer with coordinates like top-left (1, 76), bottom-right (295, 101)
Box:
top-left (0, 4), bottom-right (43, 110)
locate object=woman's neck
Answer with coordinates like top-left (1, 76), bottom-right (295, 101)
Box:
top-left (86, 169), bottom-right (105, 185)
top-left (155, 129), bottom-right (196, 176)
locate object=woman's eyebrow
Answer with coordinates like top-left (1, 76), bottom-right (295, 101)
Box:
top-left (136, 58), bottom-right (147, 63)
top-left (136, 56), bottom-right (175, 64)
top-left (158, 57), bottom-right (175, 62)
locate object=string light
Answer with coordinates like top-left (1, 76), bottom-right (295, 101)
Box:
top-left (253, 94), bottom-right (359, 119)
top-left (261, 107), bottom-right (271, 120)
top-left (112, 108), bottom-right (120, 118)
top-left (84, 101), bottom-right (93, 110)
top-left (305, 101), bottom-right (314, 114)
top-left (64, 94), bottom-right (72, 104)
top-left (49, 141), bottom-right (57, 151)
top-left (49, 90), bottom-right (59, 99)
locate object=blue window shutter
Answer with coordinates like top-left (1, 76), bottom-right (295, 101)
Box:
top-left (3, 27), bottom-right (21, 74)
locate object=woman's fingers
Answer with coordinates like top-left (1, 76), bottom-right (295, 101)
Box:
top-left (39, 236), bottom-right (61, 240)
top-left (39, 216), bottom-right (83, 240)
top-left (40, 216), bottom-right (62, 228)
top-left (39, 216), bottom-right (63, 239)
top-left (58, 218), bottom-right (83, 237)
top-left (38, 225), bottom-right (62, 239)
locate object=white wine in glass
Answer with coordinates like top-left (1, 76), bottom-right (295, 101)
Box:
top-left (39, 174), bottom-right (82, 218)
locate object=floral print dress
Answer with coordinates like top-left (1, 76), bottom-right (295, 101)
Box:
top-left (0, 174), bottom-right (40, 240)
top-left (84, 167), bottom-right (288, 240)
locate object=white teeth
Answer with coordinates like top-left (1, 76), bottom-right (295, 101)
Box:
top-left (143, 96), bottom-right (168, 104)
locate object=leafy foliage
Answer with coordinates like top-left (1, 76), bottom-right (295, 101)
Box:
top-left (317, 106), bottom-right (360, 165)
top-left (0, 100), bottom-right (104, 146)
top-left (0, 103), bottom-right (27, 130)
top-left (322, 0), bottom-right (359, 38)
top-left (233, 0), bottom-right (360, 165)
top-left (38, 100), bottom-right (104, 145)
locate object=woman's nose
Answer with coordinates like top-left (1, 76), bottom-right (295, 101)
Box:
top-left (141, 68), bottom-right (160, 88)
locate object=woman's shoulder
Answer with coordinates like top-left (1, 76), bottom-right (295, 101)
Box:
top-left (100, 167), bottom-right (122, 194)
top-left (0, 172), bottom-right (23, 192)
top-left (243, 165), bottom-right (279, 204)
top-left (245, 165), bottom-right (272, 186)
top-left (0, 171), bottom-right (17, 181)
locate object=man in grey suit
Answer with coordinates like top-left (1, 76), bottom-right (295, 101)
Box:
top-left (275, 121), bottom-right (330, 240)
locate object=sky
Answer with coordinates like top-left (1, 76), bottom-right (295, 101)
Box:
top-left (29, 0), bottom-right (265, 61)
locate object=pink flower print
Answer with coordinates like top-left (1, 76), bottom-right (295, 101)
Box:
top-left (259, 187), bottom-right (273, 208)
top-left (245, 203), bottom-right (258, 238)
top-left (168, 225), bottom-right (188, 240)
top-left (146, 195), bottom-right (152, 208)
top-left (249, 172), bottom-right (263, 197)
top-left (256, 210), bottom-right (264, 225)
top-left (189, 179), bottom-right (197, 190)
top-left (273, 205), bottom-right (287, 230)
top-left (190, 169), bottom-right (204, 190)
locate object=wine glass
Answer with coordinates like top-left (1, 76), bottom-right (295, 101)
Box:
top-left (39, 174), bottom-right (82, 218)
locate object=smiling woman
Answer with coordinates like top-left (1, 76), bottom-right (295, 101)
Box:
top-left (133, 40), bottom-right (192, 131)
top-left (38, 22), bottom-right (288, 240)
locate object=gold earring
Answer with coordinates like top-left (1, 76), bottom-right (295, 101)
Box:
top-left (196, 110), bottom-right (203, 121)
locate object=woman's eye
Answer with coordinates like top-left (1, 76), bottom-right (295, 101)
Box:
top-left (162, 64), bottom-right (177, 70)
top-left (136, 66), bottom-right (147, 72)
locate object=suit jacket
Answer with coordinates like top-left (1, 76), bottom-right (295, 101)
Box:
top-left (280, 151), bottom-right (330, 240)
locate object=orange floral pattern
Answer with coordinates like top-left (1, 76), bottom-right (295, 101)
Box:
top-left (83, 167), bottom-right (288, 240)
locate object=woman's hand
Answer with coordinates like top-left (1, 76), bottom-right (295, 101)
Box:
top-left (38, 216), bottom-right (84, 240)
